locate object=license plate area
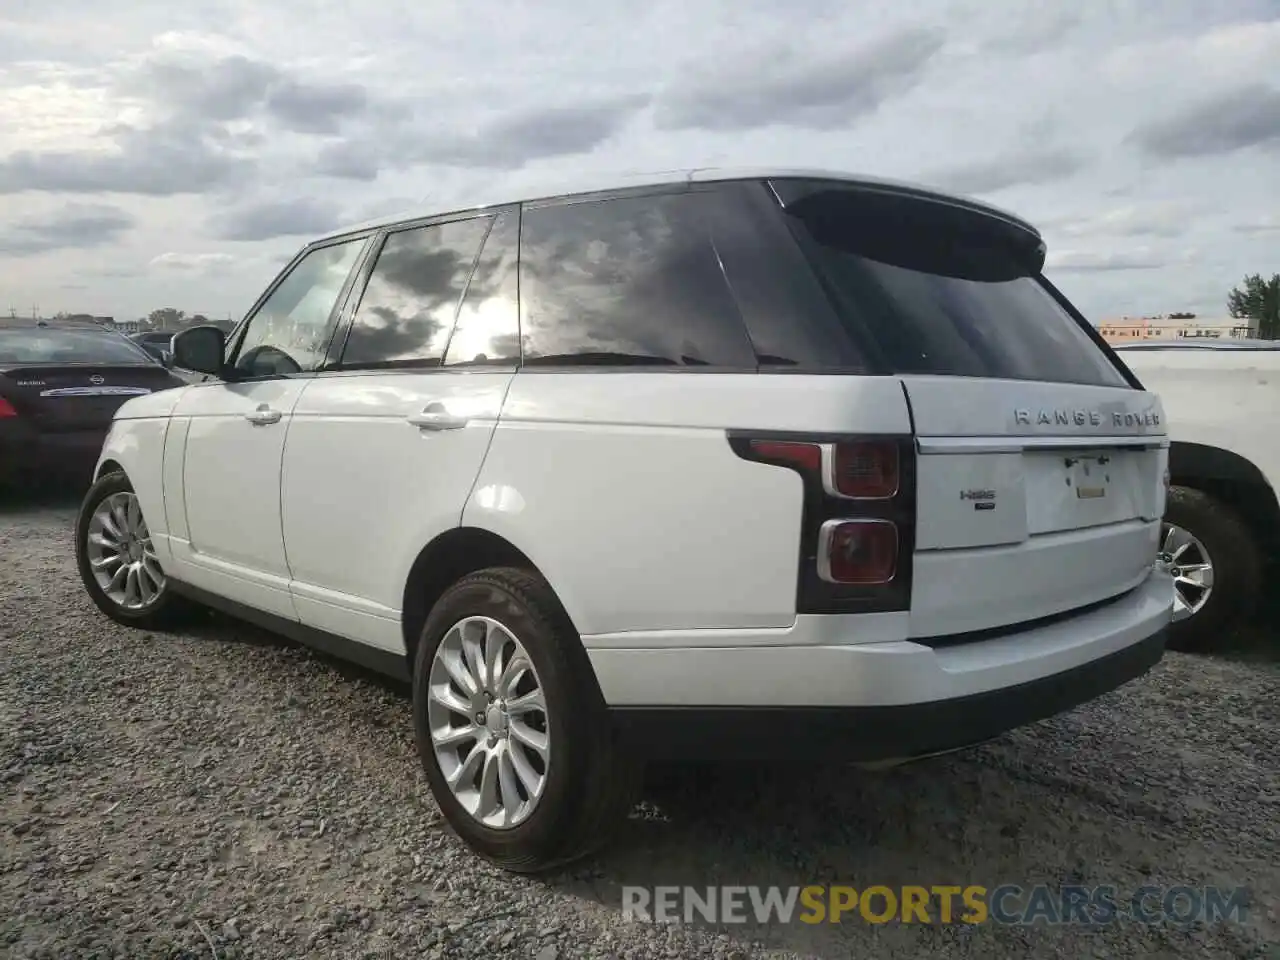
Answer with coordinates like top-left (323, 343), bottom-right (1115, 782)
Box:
top-left (37, 395), bottom-right (134, 431)
top-left (1023, 448), bottom-right (1147, 535)
top-left (1065, 452), bottom-right (1111, 501)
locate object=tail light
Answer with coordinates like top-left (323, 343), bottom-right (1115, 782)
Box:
top-left (0, 397), bottom-right (17, 418)
top-left (819, 519), bottom-right (898, 584)
top-left (730, 434), bottom-right (916, 614)
top-left (829, 441), bottom-right (899, 499)
top-left (747, 440), bottom-right (822, 473)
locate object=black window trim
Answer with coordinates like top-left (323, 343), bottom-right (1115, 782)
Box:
top-left (513, 182), bottom-right (763, 375)
top-left (318, 228), bottom-right (388, 371)
top-left (764, 181), bottom-right (896, 378)
top-left (438, 211), bottom-right (501, 368)
top-left (223, 231), bottom-right (378, 383)
top-left (320, 206), bottom-right (521, 377)
top-left (1038, 274), bottom-right (1144, 390)
top-left (715, 179), bottom-right (878, 378)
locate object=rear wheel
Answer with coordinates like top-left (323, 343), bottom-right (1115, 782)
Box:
top-left (411, 567), bottom-right (638, 872)
top-left (1161, 485), bottom-right (1261, 652)
top-left (74, 471), bottom-right (192, 628)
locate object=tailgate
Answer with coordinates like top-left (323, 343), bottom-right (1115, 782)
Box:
top-left (901, 375), bottom-right (1168, 637)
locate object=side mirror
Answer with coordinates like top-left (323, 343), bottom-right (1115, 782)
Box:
top-left (172, 325), bottom-right (226, 376)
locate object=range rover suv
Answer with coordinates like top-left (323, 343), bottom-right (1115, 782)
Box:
top-left (74, 168), bottom-right (1173, 871)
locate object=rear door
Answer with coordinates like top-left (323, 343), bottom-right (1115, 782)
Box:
top-left (767, 177), bottom-right (1168, 637)
top-left (280, 208), bottom-right (520, 653)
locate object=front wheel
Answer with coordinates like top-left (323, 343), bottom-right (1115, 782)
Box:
top-left (1161, 485), bottom-right (1261, 652)
top-left (74, 471), bottom-right (191, 628)
top-left (411, 567), bottom-right (638, 872)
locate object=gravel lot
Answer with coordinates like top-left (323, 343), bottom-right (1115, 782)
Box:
top-left (1, 491), bottom-right (1277, 960)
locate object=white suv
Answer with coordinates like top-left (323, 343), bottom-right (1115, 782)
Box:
top-left (74, 168), bottom-right (1173, 871)
top-left (1113, 338), bottom-right (1279, 649)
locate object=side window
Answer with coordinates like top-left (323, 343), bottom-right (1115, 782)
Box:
top-left (444, 211), bottom-right (521, 366)
top-left (518, 191), bottom-right (757, 368)
top-left (233, 239), bottom-right (365, 377)
top-left (340, 216), bottom-right (492, 369)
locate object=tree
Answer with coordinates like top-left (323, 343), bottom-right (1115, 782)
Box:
top-left (148, 307), bottom-right (186, 331)
top-left (1227, 273), bottom-right (1279, 340)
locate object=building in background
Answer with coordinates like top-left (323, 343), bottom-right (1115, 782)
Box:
top-left (1098, 315), bottom-right (1257, 344)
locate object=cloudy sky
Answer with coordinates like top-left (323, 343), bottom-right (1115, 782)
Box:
top-left (0, 0), bottom-right (1277, 324)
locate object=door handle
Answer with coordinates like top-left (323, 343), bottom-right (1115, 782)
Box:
top-left (406, 402), bottom-right (468, 431)
top-left (245, 404), bottom-right (283, 426)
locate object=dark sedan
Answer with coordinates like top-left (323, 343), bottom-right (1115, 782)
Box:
top-left (0, 322), bottom-right (188, 488)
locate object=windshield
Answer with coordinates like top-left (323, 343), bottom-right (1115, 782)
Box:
top-left (0, 326), bottom-right (156, 365)
top-left (776, 181), bottom-right (1128, 388)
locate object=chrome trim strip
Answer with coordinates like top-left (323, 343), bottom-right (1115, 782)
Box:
top-left (917, 435), bottom-right (1169, 455)
top-left (38, 386), bottom-right (153, 398)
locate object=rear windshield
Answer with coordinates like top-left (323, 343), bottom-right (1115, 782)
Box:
top-left (774, 181), bottom-right (1128, 388)
top-left (0, 326), bottom-right (155, 365)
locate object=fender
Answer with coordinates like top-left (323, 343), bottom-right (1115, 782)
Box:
top-left (1169, 441), bottom-right (1276, 491)
top-left (397, 522), bottom-right (566, 668)
top-left (1168, 440), bottom-right (1280, 554)
top-left (93, 388), bottom-right (190, 564)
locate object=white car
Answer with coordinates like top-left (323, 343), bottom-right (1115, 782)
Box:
top-left (1113, 339), bottom-right (1279, 649)
top-left (73, 168), bottom-right (1173, 871)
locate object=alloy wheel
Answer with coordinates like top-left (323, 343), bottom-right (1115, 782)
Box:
top-left (1158, 521), bottom-right (1215, 621)
top-left (426, 616), bottom-right (551, 829)
top-left (85, 491), bottom-right (166, 610)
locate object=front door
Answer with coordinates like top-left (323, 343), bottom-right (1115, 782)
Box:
top-left (167, 235), bottom-right (371, 619)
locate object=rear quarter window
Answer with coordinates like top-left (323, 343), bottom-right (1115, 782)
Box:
top-left (517, 190), bottom-right (759, 368)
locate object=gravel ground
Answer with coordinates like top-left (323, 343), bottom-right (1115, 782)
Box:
top-left (1, 491), bottom-right (1277, 960)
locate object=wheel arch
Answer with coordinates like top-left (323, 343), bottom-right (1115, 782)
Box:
top-left (96, 459), bottom-right (125, 480)
top-left (400, 526), bottom-right (580, 670)
top-left (89, 418), bottom-right (173, 548)
top-left (1168, 440), bottom-right (1280, 557)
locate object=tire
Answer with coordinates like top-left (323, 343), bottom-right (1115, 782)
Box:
top-left (74, 470), bottom-right (193, 629)
top-left (1162, 485), bottom-right (1262, 652)
top-left (412, 566), bottom-right (639, 872)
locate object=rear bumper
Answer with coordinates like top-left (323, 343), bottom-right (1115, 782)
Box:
top-left (599, 571), bottom-right (1172, 761)
top-left (0, 422), bottom-right (107, 482)
top-left (611, 627), bottom-right (1165, 761)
